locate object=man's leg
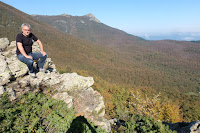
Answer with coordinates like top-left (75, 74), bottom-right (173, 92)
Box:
top-left (30, 53), bottom-right (47, 69)
top-left (17, 54), bottom-right (34, 73)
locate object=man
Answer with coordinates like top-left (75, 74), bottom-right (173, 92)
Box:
top-left (16, 23), bottom-right (47, 78)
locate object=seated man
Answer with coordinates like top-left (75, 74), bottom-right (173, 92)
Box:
top-left (16, 23), bottom-right (47, 78)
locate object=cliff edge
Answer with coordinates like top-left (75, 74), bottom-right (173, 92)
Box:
top-left (0, 38), bottom-right (111, 132)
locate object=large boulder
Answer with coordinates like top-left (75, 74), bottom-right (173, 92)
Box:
top-left (57, 73), bottom-right (94, 92)
top-left (15, 72), bottom-right (111, 132)
top-left (71, 87), bottom-right (110, 132)
top-left (0, 38), bottom-right (9, 52)
top-left (32, 41), bottom-right (40, 52)
top-left (52, 92), bottom-right (73, 108)
top-left (0, 86), bottom-right (16, 101)
top-left (0, 53), bottom-right (11, 85)
top-left (2, 41), bottom-right (16, 57)
top-left (6, 56), bottom-right (29, 78)
top-left (0, 86), bottom-right (5, 95)
top-left (1, 40), bottom-right (28, 78)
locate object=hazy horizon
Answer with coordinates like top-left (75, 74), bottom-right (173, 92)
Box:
top-left (133, 32), bottom-right (200, 41)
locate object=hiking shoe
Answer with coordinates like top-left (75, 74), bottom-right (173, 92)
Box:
top-left (39, 68), bottom-right (46, 73)
top-left (29, 72), bottom-right (36, 78)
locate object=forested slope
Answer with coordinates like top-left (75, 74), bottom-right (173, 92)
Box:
top-left (0, 1), bottom-right (199, 124)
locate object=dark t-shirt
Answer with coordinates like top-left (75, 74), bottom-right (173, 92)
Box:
top-left (16, 33), bottom-right (38, 55)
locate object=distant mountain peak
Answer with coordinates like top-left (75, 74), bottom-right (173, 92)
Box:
top-left (60, 13), bottom-right (69, 16)
top-left (84, 13), bottom-right (95, 17)
top-left (84, 13), bottom-right (101, 23)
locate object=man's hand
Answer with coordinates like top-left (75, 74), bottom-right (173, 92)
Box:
top-left (37, 40), bottom-right (46, 56)
top-left (41, 51), bottom-right (46, 56)
top-left (25, 55), bottom-right (33, 60)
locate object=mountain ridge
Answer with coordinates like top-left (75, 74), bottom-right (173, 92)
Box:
top-left (33, 13), bottom-right (144, 47)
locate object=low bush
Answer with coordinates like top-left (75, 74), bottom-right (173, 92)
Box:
top-left (0, 92), bottom-right (105, 133)
top-left (124, 114), bottom-right (176, 133)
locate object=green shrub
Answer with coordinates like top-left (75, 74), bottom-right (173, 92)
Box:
top-left (0, 92), bottom-right (106, 133)
top-left (124, 114), bottom-right (176, 133)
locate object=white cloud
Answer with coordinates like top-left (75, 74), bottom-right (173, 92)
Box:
top-left (190, 32), bottom-right (200, 37)
top-left (144, 34), bottom-right (150, 39)
top-left (182, 37), bottom-right (195, 41)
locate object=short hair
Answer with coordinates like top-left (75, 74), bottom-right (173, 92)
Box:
top-left (21, 23), bottom-right (31, 29)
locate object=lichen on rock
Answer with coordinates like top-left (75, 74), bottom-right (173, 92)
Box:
top-left (0, 38), bottom-right (9, 52)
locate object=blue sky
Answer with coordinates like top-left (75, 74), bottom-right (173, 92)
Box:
top-left (1, 0), bottom-right (200, 39)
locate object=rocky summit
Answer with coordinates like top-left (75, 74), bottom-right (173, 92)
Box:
top-left (0, 38), bottom-right (111, 132)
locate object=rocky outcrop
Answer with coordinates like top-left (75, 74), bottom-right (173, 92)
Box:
top-left (84, 13), bottom-right (101, 23)
top-left (0, 38), bottom-right (111, 132)
top-left (0, 53), bottom-right (11, 85)
top-left (0, 86), bottom-right (5, 95)
top-left (0, 39), bottom-right (28, 85)
top-left (0, 38), bottom-right (9, 51)
top-left (163, 121), bottom-right (200, 133)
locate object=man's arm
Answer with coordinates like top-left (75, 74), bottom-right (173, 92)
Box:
top-left (17, 42), bottom-right (33, 59)
top-left (36, 39), bottom-right (46, 56)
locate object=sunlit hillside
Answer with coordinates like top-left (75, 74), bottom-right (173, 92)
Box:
top-left (0, 1), bottom-right (199, 124)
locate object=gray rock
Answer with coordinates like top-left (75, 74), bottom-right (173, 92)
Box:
top-left (32, 42), bottom-right (41, 52)
top-left (164, 120), bottom-right (200, 133)
top-left (0, 53), bottom-right (11, 85)
top-left (57, 73), bottom-right (94, 92)
top-left (0, 86), bottom-right (16, 101)
top-left (109, 118), bottom-right (118, 125)
top-left (72, 87), bottom-right (110, 132)
top-left (0, 86), bottom-right (5, 95)
top-left (84, 13), bottom-right (101, 23)
top-left (43, 58), bottom-right (57, 71)
top-left (52, 92), bottom-right (73, 108)
top-left (190, 120), bottom-right (200, 133)
top-left (18, 77), bottom-right (30, 88)
top-left (72, 87), bottom-right (105, 116)
top-left (9, 41), bottom-right (16, 48)
top-left (0, 38), bottom-right (9, 52)
top-left (15, 71), bottom-right (111, 132)
top-left (2, 41), bottom-right (16, 59)
top-left (1, 40), bottom-right (28, 79)
top-left (6, 87), bottom-right (16, 101)
top-left (7, 57), bottom-right (28, 78)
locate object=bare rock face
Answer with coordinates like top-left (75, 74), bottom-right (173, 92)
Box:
top-left (14, 71), bottom-right (110, 132)
top-left (57, 73), bottom-right (94, 92)
top-left (0, 38), bottom-right (111, 132)
top-left (0, 53), bottom-right (11, 85)
top-left (0, 38), bottom-right (9, 52)
top-left (52, 92), bottom-right (73, 108)
top-left (84, 13), bottom-right (101, 23)
top-left (0, 86), bottom-right (16, 101)
top-left (0, 86), bottom-right (5, 95)
top-left (1, 40), bottom-right (28, 79)
top-left (72, 87), bottom-right (110, 131)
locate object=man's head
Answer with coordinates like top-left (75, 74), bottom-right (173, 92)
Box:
top-left (21, 23), bottom-right (31, 37)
